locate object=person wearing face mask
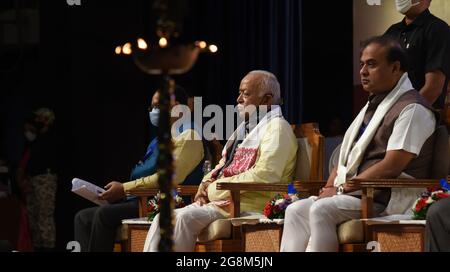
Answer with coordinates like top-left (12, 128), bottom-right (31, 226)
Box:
top-left (384, 0), bottom-right (450, 110)
top-left (74, 85), bottom-right (205, 252)
top-left (142, 70), bottom-right (298, 252)
top-left (16, 108), bottom-right (57, 251)
top-left (127, 91), bottom-right (161, 181)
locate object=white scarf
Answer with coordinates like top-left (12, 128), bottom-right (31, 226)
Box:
top-left (335, 73), bottom-right (413, 186)
top-left (334, 73), bottom-right (424, 215)
top-left (213, 106), bottom-right (284, 178)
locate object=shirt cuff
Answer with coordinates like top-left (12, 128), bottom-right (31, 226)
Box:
top-left (123, 180), bottom-right (138, 192)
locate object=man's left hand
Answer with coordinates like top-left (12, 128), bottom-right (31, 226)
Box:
top-left (194, 179), bottom-right (213, 206)
top-left (318, 186), bottom-right (337, 199)
top-left (99, 181), bottom-right (126, 203)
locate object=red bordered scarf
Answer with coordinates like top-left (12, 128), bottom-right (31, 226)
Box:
top-left (213, 106), bottom-right (284, 179)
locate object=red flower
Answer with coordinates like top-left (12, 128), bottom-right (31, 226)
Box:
top-left (413, 188), bottom-right (450, 220)
top-left (263, 203), bottom-right (272, 217)
top-left (415, 198), bottom-right (428, 211)
top-left (263, 193), bottom-right (300, 219)
top-left (436, 193), bottom-right (450, 199)
top-left (147, 205), bottom-right (155, 213)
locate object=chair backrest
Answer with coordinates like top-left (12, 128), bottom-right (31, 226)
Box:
top-left (291, 123), bottom-right (324, 181)
top-left (325, 137), bottom-right (343, 179)
top-left (204, 139), bottom-right (223, 169)
top-left (430, 125), bottom-right (450, 179)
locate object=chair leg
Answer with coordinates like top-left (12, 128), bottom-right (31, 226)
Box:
top-left (195, 240), bottom-right (242, 252)
top-left (339, 243), bottom-right (368, 252)
top-left (113, 242), bottom-right (122, 252)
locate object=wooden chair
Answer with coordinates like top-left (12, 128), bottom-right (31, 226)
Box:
top-left (118, 187), bottom-right (199, 252)
top-left (113, 188), bottom-right (160, 252)
top-left (293, 179), bottom-right (447, 252)
top-left (117, 140), bottom-right (223, 252)
top-left (348, 179), bottom-right (448, 252)
top-left (205, 139), bottom-right (224, 170)
top-left (123, 123), bottom-right (324, 252)
top-left (294, 125), bottom-right (450, 252)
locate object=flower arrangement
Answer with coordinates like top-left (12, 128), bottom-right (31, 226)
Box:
top-left (263, 193), bottom-right (300, 220)
top-left (412, 185), bottom-right (450, 220)
top-left (147, 192), bottom-right (185, 221)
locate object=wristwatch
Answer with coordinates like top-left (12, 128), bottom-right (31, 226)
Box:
top-left (336, 184), bottom-right (345, 195)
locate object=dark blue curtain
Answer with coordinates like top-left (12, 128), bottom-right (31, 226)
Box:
top-left (0, 0), bottom-right (307, 250)
top-left (175, 0), bottom-right (303, 124)
top-left (1, 0), bottom-right (355, 250)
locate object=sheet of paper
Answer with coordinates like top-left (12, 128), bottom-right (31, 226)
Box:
top-left (72, 178), bottom-right (108, 206)
top-left (122, 217), bottom-right (152, 225)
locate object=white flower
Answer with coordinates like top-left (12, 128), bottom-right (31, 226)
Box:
top-left (275, 199), bottom-right (285, 206)
top-left (426, 197), bottom-right (434, 204)
top-left (431, 190), bottom-right (444, 197)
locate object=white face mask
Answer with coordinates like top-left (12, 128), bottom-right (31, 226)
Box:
top-left (25, 131), bottom-right (37, 142)
top-left (395, 0), bottom-right (421, 15)
top-left (149, 107), bottom-right (160, 127)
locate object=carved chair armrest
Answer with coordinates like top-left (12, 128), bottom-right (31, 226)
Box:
top-left (347, 179), bottom-right (443, 189)
top-left (347, 179), bottom-right (447, 219)
top-left (126, 188), bottom-right (160, 197)
top-left (216, 182), bottom-right (289, 192)
top-left (176, 185), bottom-right (199, 202)
top-left (126, 188), bottom-right (160, 218)
top-left (176, 185), bottom-right (199, 196)
top-left (216, 182), bottom-right (289, 218)
top-left (126, 185), bottom-right (200, 218)
top-left (293, 180), bottom-right (327, 196)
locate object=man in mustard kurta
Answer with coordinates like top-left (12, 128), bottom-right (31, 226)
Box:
top-left (143, 70), bottom-right (298, 252)
top-left (74, 86), bottom-right (204, 252)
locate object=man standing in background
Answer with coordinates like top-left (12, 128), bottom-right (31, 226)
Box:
top-left (384, 0), bottom-right (450, 110)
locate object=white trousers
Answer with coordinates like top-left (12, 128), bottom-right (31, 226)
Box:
top-left (280, 195), bottom-right (366, 252)
top-left (143, 203), bottom-right (225, 252)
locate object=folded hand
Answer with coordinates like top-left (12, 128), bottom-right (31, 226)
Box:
top-left (318, 186), bottom-right (336, 199)
top-left (194, 179), bottom-right (214, 206)
top-left (98, 181), bottom-right (125, 203)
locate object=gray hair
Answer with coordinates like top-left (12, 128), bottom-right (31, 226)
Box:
top-left (247, 70), bottom-right (281, 105)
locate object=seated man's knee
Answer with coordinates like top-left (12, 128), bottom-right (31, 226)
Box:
top-left (75, 208), bottom-right (95, 226)
top-left (93, 206), bottom-right (115, 226)
top-left (285, 200), bottom-right (305, 217)
top-left (74, 211), bottom-right (83, 226)
top-left (309, 199), bottom-right (333, 219)
top-left (175, 209), bottom-right (192, 226)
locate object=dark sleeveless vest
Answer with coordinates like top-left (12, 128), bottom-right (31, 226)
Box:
top-left (357, 90), bottom-right (438, 205)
